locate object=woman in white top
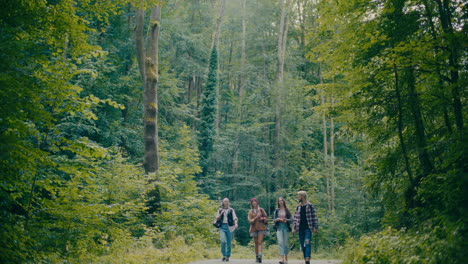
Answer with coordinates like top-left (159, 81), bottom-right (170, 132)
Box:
top-left (215, 198), bottom-right (238, 262)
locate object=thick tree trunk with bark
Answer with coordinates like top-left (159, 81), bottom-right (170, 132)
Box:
top-left (144, 7), bottom-right (161, 173)
top-left (135, 6), bottom-right (161, 173)
top-left (135, 5), bottom-right (161, 216)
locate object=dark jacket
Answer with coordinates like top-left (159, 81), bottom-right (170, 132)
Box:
top-left (217, 208), bottom-right (235, 226)
top-left (273, 208), bottom-right (292, 231)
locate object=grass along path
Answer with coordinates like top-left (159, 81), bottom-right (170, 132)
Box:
top-left (189, 259), bottom-right (342, 264)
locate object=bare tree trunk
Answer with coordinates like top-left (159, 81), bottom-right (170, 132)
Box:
top-left (239, 0), bottom-right (246, 101)
top-left (143, 6), bottom-right (161, 173)
top-left (296, 0), bottom-right (307, 48)
top-left (329, 98), bottom-right (335, 213)
top-left (233, 0), bottom-right (247, 177)
top-left (213, 0), bottom-right (226, 136)
top-left (321, 92), bottom-right (331, 212)
top-left (134, 5), bottom-right (161, 216)
top-left (135, 8), bottom-right (145, 81)
top-left (319, 68), bottom-right (331, 212)
top-left (135, 6), bottom-right (161, 173)
top-left (274, 0), bottom-right (289, 173)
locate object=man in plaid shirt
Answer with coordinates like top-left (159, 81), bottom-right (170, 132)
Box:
top-left (292, 191), bottom-right (318, 264)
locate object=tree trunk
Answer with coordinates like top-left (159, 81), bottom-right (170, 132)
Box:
top-left (239, 0), bottom-right (246, 101)
top-left (232, 0), bottom-right (247, 177)
top-left (135, 8), bottom-right (145, 81)
top-left (135, 5), bottom-right (161, 216)
top-left (433, 0), bottom-right (463, 132)
top-left (393, 65), bottom-right (415, 186)
top-left (404, 67), bottom-right (433, 179)
top-left (274, 0), bottom-right (289, 173)
top-left (143, 6), bottom-right (161, 173)
top-left (213, 0), bottom-right (226, 136)
top-left (296, 0), bottom-right (307, 49)
top-left (135, 5), bottom-right (161, 173)
top-left (319, 69), bottom-right (331, 212)
top-left (329, 112), bottom-right (335, 213)
top-left (421, 0), bottom-right (453, 134)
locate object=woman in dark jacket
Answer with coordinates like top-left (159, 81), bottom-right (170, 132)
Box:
top-left (273, 197), bottom-right (292, 264)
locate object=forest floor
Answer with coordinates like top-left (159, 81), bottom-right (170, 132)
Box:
top-left (189, 259), bottom-right (342, 264)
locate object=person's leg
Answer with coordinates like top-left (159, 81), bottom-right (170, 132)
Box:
top-left (277, 230), bottom-right (284, 260)
top-left (299, 229), bottom-right (306, 259)
top-left (258, 233), bottom-right (264, 254)
top-left (257, 233), bottom-right (264, 262)
top-left (220, 226), bottom-right (228, 258)
top-left (254, 236), bottom-right (259, 255)
top-left (254, 235), bottom-right (260, 262)
top-left (304, 229), bottom-right (312, 262)
top-left (226, 229), bottom-right (232, 259)
top-left (283, 227), bottom-right (289, 263)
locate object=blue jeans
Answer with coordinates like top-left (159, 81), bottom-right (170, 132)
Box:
top-left (276, 223), bottom-right (289, 256)
top-left (220, 224), bottom-right (232, 258)
top-left (299, 228), bottom-right (312, 259)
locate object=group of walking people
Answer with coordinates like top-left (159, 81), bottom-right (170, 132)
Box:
top-left (214, 191), bottom-right (318, 264)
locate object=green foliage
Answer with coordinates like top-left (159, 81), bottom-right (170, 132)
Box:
top-left (199, 47), bottom-right (218, 176)
top-left (342, 223), bottom-right (467, 264)
top-left (96, 235), bottom-right (218, 264)
top-left (310, 0), bottom-right (466, 261)
top-left (4, 0), bottom-right (465, 262)
top-left (152, 124), bottom-right (218, 246)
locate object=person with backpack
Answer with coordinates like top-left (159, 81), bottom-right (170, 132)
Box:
top-left (292, 191), bottom-right (318, 264)
top-left (248, 198), bottom-right (269, 263)
top-left (215, 198), bottom-right (238, 262)
top-left (273, 197), bottom-right (292, 264)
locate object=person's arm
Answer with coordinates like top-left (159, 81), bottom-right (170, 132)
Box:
top-left (292, 206), bottom-right (299, 233)
top-left (260, 208), bottom-right (268, 222)
top-left (232, 209), bottom-right (238, 227)
top-left (216, 208), bottom-right (224, 220)
top-left (310, 204), bottom-right (318, 233)
top-left (274, 209), bottom-right (280, 223)
top-left (285, 210), bottom-right (293, 223)
top-left (248, 210), bottom-right (256, 224)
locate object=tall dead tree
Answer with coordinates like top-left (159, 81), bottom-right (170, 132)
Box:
top-left (135, 5), bottom-right (161, 214)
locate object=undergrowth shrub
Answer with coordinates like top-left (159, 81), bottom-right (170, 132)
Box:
top-left (342, 222), bottom-right (466, 264)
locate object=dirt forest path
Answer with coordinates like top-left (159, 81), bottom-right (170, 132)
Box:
top-left (189, 259), bottom-right (342, 264)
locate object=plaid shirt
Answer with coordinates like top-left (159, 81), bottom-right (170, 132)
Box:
top-left (293, 202), bottom-right (318, 232)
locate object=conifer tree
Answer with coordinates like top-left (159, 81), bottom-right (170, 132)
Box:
top-left (199, 46), bottom-right (218, 177)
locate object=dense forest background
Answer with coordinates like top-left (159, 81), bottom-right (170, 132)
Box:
top-left (1, 0), bottom-right (466, 263)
